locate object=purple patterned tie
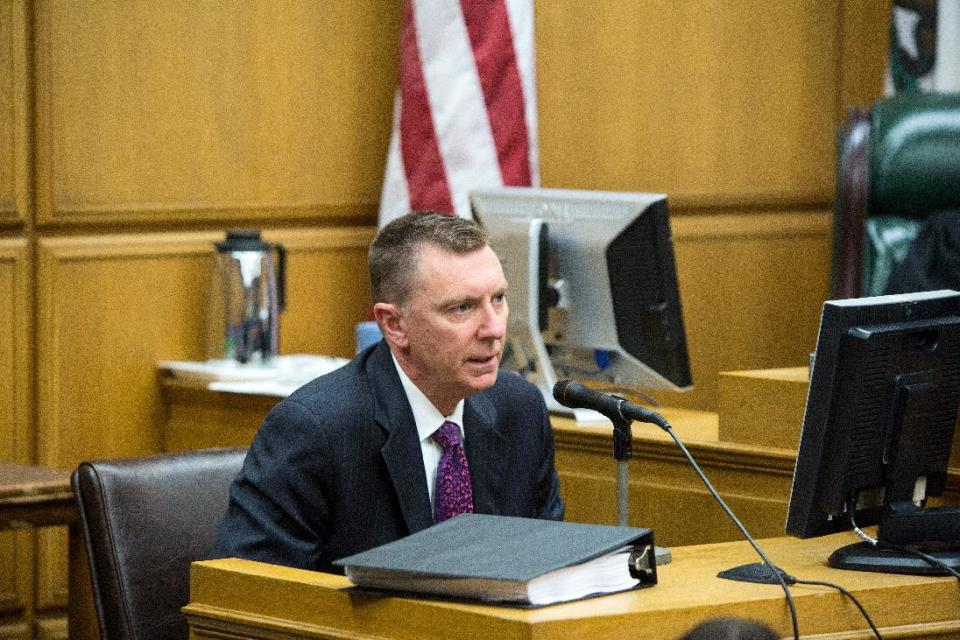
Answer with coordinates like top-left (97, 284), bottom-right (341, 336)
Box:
top-left (432, 421), bottom-right (474, 523)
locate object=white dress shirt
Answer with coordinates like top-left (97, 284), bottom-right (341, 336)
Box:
top-left (390, 353), bottom-right (465, 508)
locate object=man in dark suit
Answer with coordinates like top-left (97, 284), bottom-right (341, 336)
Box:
top-left (210, 212), bottom-right (564, 574)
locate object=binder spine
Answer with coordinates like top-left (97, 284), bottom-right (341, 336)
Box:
top-left (628, 531), bottom-right (658, 586)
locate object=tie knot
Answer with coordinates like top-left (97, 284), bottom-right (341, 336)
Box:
top-left (432, 421), bottom-right (462, 450)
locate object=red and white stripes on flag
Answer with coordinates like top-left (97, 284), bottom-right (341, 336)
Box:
top-left (378, 0), bottom-right (540, 225)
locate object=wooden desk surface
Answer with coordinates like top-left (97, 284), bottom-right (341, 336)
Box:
top-left (0, 463), bottom-right (99, 640)
top-left (186, 532), bottom-right (960, 640)
top-left (0, 462), bottom-right (76, 527)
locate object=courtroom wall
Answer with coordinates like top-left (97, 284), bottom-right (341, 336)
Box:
top-left (0, 1), bottom-right (890, 638)
top-left (536, 2), bottom-right (889, 408)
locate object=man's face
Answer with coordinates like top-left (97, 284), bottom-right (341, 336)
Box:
top-left (390, 243), bottom-right (508, 414)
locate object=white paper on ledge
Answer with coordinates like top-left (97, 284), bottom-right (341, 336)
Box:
top-left (159, 354), bottom-right (349, 397)
top-left (207, 379), bottom-right (312, 397)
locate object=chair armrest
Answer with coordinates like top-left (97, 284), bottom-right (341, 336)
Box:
top-left (832, 105), bottom-right (871, 299)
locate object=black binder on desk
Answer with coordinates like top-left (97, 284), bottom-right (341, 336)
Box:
top-left (334, 513), bottom-right (657, 607)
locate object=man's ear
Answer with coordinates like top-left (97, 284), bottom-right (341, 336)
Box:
top-left (373, 302), bottom-right (409, 349)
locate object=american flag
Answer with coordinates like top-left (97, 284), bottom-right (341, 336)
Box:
top-left (378, 0), bottom-right (540, 224)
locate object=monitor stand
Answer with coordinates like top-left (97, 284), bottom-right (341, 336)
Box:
top-left (829, 542), bottom-right (960, 575)
top-left (829, 378), bottom-right (960, 576)
top-left (503, 314), bottom-right (609, 424)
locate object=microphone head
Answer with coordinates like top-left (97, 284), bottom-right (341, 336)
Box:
top-left (552, 379), bottom-right (579, 407)
top-left (553, 380), bottom-right (587, 409)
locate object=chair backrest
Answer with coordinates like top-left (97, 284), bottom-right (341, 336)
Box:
top-left (870, 95), bottom-right (960, 218)
top-left (832, 93), bottom-right (960, 298)
top-left (71, 447), bottom-right (246, 640)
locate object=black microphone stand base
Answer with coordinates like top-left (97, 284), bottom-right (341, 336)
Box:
top-left (717, 562), bottom-right (790, 584)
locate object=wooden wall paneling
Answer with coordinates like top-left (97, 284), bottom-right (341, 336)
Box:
top-left (555, 427), bottom-right (797, 547)
top-left (0, 0), bottom-right (28, 225)
top-left (0, 0), bottom-right (17, 221)
top-left (32, 1), bottom-right (400, 226)
top-left (31, 617), bottom-right (64, 640)
top-left (264, 226), bottom-right (376, 358)
top-left (36, 232), bottom-right (219, 466)
top-left (536, 1), bottom-right (839, 205)
top-left (839, 0), bottom-right (892, 110)
top-left (0, 240), bottom-right (33, 630)
top-left (638, 210), bottom-right (831, 412)
top-left (33, 231), bottom-right (218, 610)
top-left (0, 622), bottom-right (28, 640)
top-left (161, 382), bottom-right (276, 453)
top-left (33, 226), bottom-right (375, 607)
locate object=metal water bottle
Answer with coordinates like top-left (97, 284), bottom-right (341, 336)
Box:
top-left (206, 230), bottom-right (286, 363)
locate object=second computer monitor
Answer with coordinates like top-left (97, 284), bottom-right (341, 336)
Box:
top-left (471, 187), bottom-right (691, 417)
top-left (785, 289), bottom-right (960, 574)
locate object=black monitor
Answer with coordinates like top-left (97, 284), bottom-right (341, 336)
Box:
top-left (785, 289), bottom-right (960, 574)
top-left (470, 187), bottom-right (691, 422)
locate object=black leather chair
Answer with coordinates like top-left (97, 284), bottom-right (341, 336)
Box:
top-left (832, 93), bottom-right (960, 298)
top-left (71, 447), bottom-right (246, 640)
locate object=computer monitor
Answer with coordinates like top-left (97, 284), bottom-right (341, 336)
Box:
top-left (785, 289), bottom-right (960, 574)
top-left (470, 187), bottom-right (692, 421)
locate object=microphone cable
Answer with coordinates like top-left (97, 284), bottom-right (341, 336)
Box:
top-left (765, 561), bottom-right (884, 639)
top-left (629, 405), bottom-right (800, 640)
top-left (786, 575), bottom-right (883, 639)
top-left (652, 409), bottom-right (888, 639)
top-left (555, 382), bottom-right (885, 638)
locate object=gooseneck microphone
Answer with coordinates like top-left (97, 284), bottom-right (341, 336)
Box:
top-left (552, 380), bottom-right (667, 428)
top-left (553, 378), bottom-right (808, 640)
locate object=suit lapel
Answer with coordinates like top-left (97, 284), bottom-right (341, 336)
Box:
top-left (463, 391), bottom-right (509, 515)
top-left (366, 344), bottom-right (434, 534)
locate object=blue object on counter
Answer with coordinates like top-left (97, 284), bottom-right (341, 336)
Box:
top-left (355, 321), bottom-right (383, 353)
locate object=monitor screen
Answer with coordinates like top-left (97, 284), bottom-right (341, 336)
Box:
top-left (785, 289), bottom-right (960, 574)
top-left (470, 187), bottom-right (691, 420)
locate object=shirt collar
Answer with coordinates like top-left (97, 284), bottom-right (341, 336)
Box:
top-left (390, 352), bottom-right (465, 442)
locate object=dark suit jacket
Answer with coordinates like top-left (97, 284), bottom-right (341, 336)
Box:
top-left (209, 340), bottom-right (565, 574)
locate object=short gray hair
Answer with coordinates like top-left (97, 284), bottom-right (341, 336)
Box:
top-left (369, 212), bottom-right (489, 306)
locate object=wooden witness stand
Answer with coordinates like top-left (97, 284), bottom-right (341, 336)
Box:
top-left (185, 531), bottom-right (960, 639)
top-left (169, 367), bottom-right (960, 638)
